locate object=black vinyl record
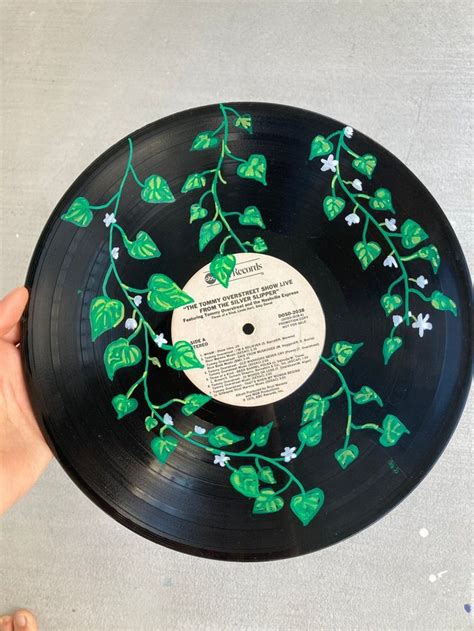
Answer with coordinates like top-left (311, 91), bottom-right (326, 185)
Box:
top-left (22, 102), bottom-right (472, 561)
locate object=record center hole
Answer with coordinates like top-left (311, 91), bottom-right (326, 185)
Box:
top-left (242, 323), bottom-right (255, 335)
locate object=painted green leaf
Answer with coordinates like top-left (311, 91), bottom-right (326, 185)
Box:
top-left (250, 422), bottom-right (273, 447)
top-left (150, 435), bottom-right (178, 464)
top-left (301, 394), bottom-right (329, 424)
top-left (236, 154), bottom-right (267, 185)
top-left (141, 175), bottom-right (175, 204)
top-left (354, 241), bottom-right (382, 269)
top-left (181, 173), bottom-right (206, 193)
top-left (191, 131), bottom-right (219, 151)
top-left (111, 394), bottom-right (138, 419)
top-left (181, 393), bottom-right (212, 416)
top-left (383, 336), bottom-right (403, 365)
top-left (309, 135), bottom-right (333, 159)
top-left (334, 444), bottom-right (359, 469)
top-left (145, 415), bottom-right (158, 431)
top-left (400, 219), bottom-right (428, 249)
top-left (104, 338), bottom-right (142, 380)
top-left (417, 244), bottom-right (440, 273)
top-left (369, 188), bottom-right (394, 211)
top-left (430, 290), bottom-right (457, 316)
top-left (150, 356), bottom-right (161, 367)
top-left (352, 154), bottom-right (377, 179)
top-left (230, 465), bottom-right (260, 498)
top-left (189, 203), bottom-right (208, 223)
top-left (210, 253), bottom-right (236, 288)
top-left (252, 236), bottom-right (268, 253)
top-left (258, 466), bottom-right (276, 484)
top-left (380, 293), bottom-right (403, 315)
top-left (331, 341), bottom-right (363, 366)
top-left (147, 274), bottom-right (194, 312)
top-left (166, 341), bottom-right (203, 370)
top-left (199, 221), bottom-right (222, 252)
top-left (379, 414), bottom-right (410, 447)
top-left (290, 488), bottom-right (325, 526)
top-left (253, 488), bottom-right (284, 515)
top-left (298, 419), bottom-right (322, 447)
top-left (90, 295), bottom-right (124, 341)
top-left (124, 230), bottom-right (161, 259)
top-left (238, 205), bottom-right (266, 229)
top-left (207, 426), bottom-right (244, 448)
top-left (323, 195), bottom-right (346, 220)
top-left (61, 197), bottom-right (93, 227)
top-left (353, 386), bottom-right (383, 406)
top-left (234, 113), bottom-right (253, 133)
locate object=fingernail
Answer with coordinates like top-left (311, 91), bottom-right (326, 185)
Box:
top-left (14, 612), bottom-right (27, 627)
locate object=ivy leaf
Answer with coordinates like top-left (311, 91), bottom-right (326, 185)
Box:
top-left (104, 338), bottom-right (142, 380)
top-left (258, 467), bottom-right (276, 484)
top-left (331, 341), bottom-right (363, 366)
top-left (290, 488), bottom-right (325, 526)
top-left (207, 426), bottom-right (244, 448)
top-left (61, 197), bottom-right (93, 227)
top-left (123, 230), bottom-right (161, 260)
top-left (238, 205), bottom-right (266, 229)
top-left (334, 444), bottom-right (359, 469)
top-left (300, 394), bottom-right (329, 424)
top-left (181, 173), bottom-right (206, 193)
top-left (150, 435), bottom-right (178, 464)
top-left (111, 394), bottom-right (138, 419)
top-left (236, 154), bottom-right (267, 185)
top-left (181, 393), bottom-right (212, 416)
top-left (383, 336), bottom-right (403, 365)
top-left (89, 296), bottom-right (124, 341)
top-left (309, 135), bottom-right (333, 159)
top-left (417, 244), bottom-right (440, 273)
top-left (369, 188), bottom-right (394, 212)
top-left (210, 253), bottom-right (236, 288)
top-left (147, 274), bottom-right (194, 312)
top-left (250, 422), bottom-right (273, 447)
top-left (234, 113), bottom-right (253, 133)
top-left (230, 465), bottom-right (260, 498)
top-left (353, 386), bottom-right (383, 406)
top-left (191, 131), bottom-right (219, 151)
top-left (298, 419), bottom-right (322, 447)
top-left (354, 241), bottom-right (382, 269)
top-left (379, 414), bottom-right (410, 447)
top-left (400, 219), bottom-right (428, 249)
top-left (380, 293), bottom-right (403, 315)
top-left (141, 175), bottom-right (175, 203)
top-left (189, 204), bottom-right (208, 223)
top-left (199, 221), bottom-right (222, 252)
top-left (145, 415), bottom-right (158, 431)
top-left (430, 290), bottom-right (457, 316)
top-left (253, 488), bottom-right (284, 515)
top-left (252, 236), bottom-right (268, 253)
top-left (352, 154), bottom-right (377, 179)
top-left (166, 340), bottom-right (203, 370)
top-left (323, 195), bottom-right (346, 220)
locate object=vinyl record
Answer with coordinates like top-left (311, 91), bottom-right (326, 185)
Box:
top-left (22, 102), bottom-right (472, 561)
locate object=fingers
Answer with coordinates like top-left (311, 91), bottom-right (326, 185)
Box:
top-left (13, 611), bottom-right (38, 631)
top-left (0, 287), bottom-right (29, 342)
top-left (0, 615), bottom-right (13, 631)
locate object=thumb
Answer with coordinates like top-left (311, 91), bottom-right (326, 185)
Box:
top-left (0, 287), bottom-right (29, 339)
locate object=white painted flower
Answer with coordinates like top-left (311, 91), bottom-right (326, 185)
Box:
top-left (412, 313), bottom-right (433, 338)
top-left (344, 126), bottom-right (354, 138)
top-left (320, 154), bottom-right (338, 173)
top-left (281, 446), bottom-right (297, 463)
top-left (213, 452), bottom-right (230, 467)
top-left (124, 317), bottom-right (138, 330)
top-left (133, 295), bottom-right (143, 307)
top-left (383, 255), bottom-right (398, 268)
top-left (345, 213), bottom-right (360, 226)
top-left (416, 275), bottom-right (428, 289)
top-left (392, 315), bottom-right (403, 327)
top-left (385, 218), bottom-right (397, 232)
top-left (162, 413), bottom-right (174, 426)
top-left (154, 332), bottom-right (168, 348)
top-left (194, 425), bottom-right (206, 435)
top-left (352, 178), bottom-right (363, 191)
top-left (103, 212), bottom-right (116, 227)
top-left (111, 246), bottom-right (120, 260)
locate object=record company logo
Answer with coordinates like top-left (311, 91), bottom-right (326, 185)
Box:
top-left (204, 259), bottom-right (263, 286)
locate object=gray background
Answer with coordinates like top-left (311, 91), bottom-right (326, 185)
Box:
top-left (1, 1), bottom-right (472, 629)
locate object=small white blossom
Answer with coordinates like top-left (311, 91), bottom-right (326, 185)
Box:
top-left (320, 154), bottom-right (338, 173)
top-left (162, 413), bottom-right (174, 426)
top-left (383, 255), bottom-right (398, 268)
top-left (281, 446), bottom-right (297, 463)
top-left (111, 247), bottom-right (120, 260)
top-left (352, 179), bottom-right (363, 191)
top-left (194, 425), bottom-right (206, 435)
top-left (385, 218), bottom-right (397, 232)
top-left (392, 315), bottom-right (403, 327)
top-left (345, 213), bottom-right (360, 226)
top-left (213, 452), bottom-right (230, 467)
top-left (133, 295), bottom-right (143, 307)
top-left (344, 126), bottom-right (354, 138)
top-left (416, 275), bottom-right (428, 289)
top-left (103, 212), bottom-right (116, 227)
top-left (124, 317), bottom-right (138, 330)
top-left (154, 332), bottom-right (168, 348)
top-left (412, 313), bottom-right (433, 338)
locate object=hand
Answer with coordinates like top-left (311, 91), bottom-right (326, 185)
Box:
top-left (0, 287), bottom-right (52, 515)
